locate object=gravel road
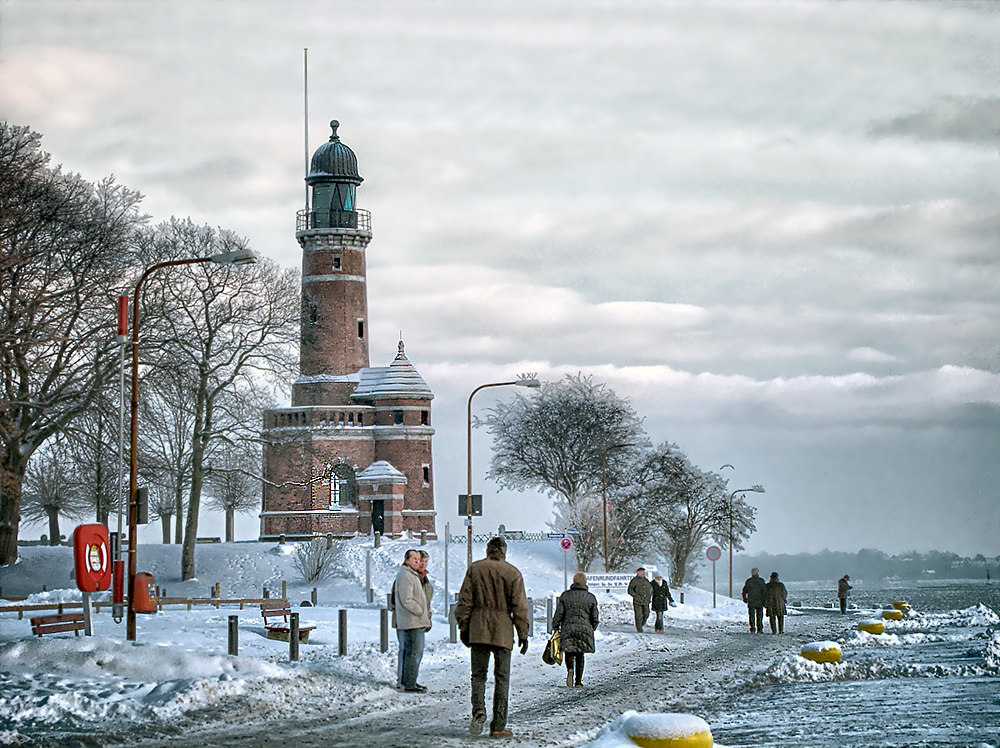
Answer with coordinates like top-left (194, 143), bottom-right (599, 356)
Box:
top-left (107, 611), bottom-right (845, 748)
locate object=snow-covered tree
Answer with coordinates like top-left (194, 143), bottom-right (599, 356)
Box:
top-left (205, 440), bottom-right (260, 543)
top-left (0, 123), bottom-right (145, 564)
top-left (21, 439), bottom-right (91, 545)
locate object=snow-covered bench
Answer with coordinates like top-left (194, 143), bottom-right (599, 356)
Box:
top-left (260, 601), bottom-right (315, 642)
top-left (31, 613), bottom-right (85, 637)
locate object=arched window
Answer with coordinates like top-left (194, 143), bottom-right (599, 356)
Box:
top-left (329, 464), bottom-right (357, 508)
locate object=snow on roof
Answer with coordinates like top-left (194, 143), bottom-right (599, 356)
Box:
top-left (356, 460), bottom-right (407, 484)
top-left (352, 341), bottom-right (433, 401)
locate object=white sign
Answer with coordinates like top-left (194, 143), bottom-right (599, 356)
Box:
top-left (585, 573), bottom-right (632, 588)
top-left (706, 545), bottom-right (722, 562)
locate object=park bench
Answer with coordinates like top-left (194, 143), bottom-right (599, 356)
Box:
top-left (260, 601), bottom-right (315, 643)
top-left (30, 613), bottom-right (86, 637)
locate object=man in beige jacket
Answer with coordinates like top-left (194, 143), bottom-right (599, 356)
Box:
top-left (455, 536), bottom-right (530, 738)
top-left (395, 549), bottom-right (431, 692)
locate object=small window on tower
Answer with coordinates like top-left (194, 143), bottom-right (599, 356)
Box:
top-left (332, 254), bottom-right (341, 271)
top-left (420, 410), bottom-right (429, 426)
top-left (357, 319), bottom-right (365, 339)
top-left (394, 411), bottom-right (404, 425)
top-left (422, 464), bottom-right (430, 486)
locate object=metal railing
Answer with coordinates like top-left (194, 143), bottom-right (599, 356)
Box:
top-left (296, 208), bottom-right (371, 233)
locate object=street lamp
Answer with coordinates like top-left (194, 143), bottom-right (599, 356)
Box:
top-left (126, 249), bottom-right (256, 640)
top-left (601, 440), bottom-right (651, 573)
top-left (465, 375), bottom-right (540, 568)
top-left (727, 484), bottom-right (764, 598)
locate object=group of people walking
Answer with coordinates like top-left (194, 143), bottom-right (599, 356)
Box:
top-left (625, 567), bottom-right (676, 633)
top-left (741, 567), bottom-right (787, 634)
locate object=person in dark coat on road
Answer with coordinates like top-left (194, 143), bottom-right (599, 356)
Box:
top-left (650, 572), bottom-right (675, 633)
top-left (741, 567), bottom-right (767, 633)
top-left (838, 574), bottom-right (852, 614)
top-left (765, 571), bottom-right (787, 634)
top-left (551, 571), bottom-right (599, 687)
top-left (627, 567), bottom-right (653, 632)
top-left (454, 536), bottom-right (530, 739)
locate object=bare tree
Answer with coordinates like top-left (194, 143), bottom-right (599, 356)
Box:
top-left (147, 483), bottom-right (177, 544)
top-left (0, 123), bottom-right (145, 564)
top-left (293, 537), bottom-right (341, 583)
top-left (60, 381), bottom-right (121, 526)
top-left (205, 438), bottom-right (259, 542)
top-left (22, 439), bottom-right (91, 545)
top-left (481, 373), bottom-right (645, 568)
top-left (139, 218), bottom-right (299, 580)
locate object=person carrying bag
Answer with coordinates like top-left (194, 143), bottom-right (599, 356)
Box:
top-left (551, 571), bottom-right (599, 687)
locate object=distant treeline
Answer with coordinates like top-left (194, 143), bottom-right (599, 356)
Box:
top-left (732, 549), bottom-right (997, 582)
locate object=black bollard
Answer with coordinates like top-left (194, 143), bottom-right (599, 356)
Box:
top-left (338, 609), bottom-right (348, 656)
top-left (263, 586), bottom-right (269, 599)
top-left (311, 587), bottom-right (317, 606)
top-left (380, 608), bottom-right (389, 653)
top-left (449, 603), bottom-right (458, 644)
top-left (546, 598), bottom-right (553, 633)
top-left (289, 613), bottom-right (300, 662)
top-left (680, 592), bottom-right (685, 605)
top-left (228, 615), bottom-right (239, 656)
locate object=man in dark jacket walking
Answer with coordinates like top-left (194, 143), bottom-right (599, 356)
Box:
top-left (741, 567), bottom-right (766, 633)
top-left (455, 536), bottom-right (530, 739)
top-left (650, 572), bottom-right (675, 633)
top-left (838, 574), bottom-right (852, 614)
top-left (627, 567), bottom-right (653, 633)
top-left (552, 571), bottom-right (599, 687)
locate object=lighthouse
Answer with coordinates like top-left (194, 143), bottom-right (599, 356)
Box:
top-left (260, 121), bottom-right (437, 541)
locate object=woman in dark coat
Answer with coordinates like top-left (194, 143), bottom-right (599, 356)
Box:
top-left (765, 571), bottom-right (788, 634)
top-left (650, 572), bottom-right (675, 633)
top-left (551, 571), bottom-right (599, 687)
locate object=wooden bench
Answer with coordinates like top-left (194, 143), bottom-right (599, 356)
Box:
top-left (261, 601), bottom-right (315, 642)
top-left (30, 613), bottom-right (86, 637)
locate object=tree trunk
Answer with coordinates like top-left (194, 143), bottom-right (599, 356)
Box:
top-left (225, 507), bottom-right (234, 543)
top-left (0, 458), bottom-right (26, 564)
top-left (47, 508), bottom-right (61, 546)
top-left (181, 388), bottom-right (208, 581)
top-left (174, 482), bottom-right (183, 544)
top-left (161, 515), bottom-right (172, 543)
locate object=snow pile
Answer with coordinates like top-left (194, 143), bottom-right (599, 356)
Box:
top-left (582, 710), bottom-right (712, 748)
top-left (982, 630), bottom-right (1000, 671)
top-left (882, 604), bottom-right (999, 631)
top-left (844, 630), bottom-right (971, 647)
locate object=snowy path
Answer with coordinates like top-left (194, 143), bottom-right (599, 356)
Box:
top-left (113, 614), bottom-right (844, 748)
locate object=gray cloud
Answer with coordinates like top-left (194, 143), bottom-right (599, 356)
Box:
top-left (871, 97), bottom-right (1000, 144)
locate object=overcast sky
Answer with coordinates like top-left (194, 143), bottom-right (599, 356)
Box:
top-left (2, 0), bottom-right (998, 558)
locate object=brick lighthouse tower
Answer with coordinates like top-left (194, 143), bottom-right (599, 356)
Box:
top-left (260, 121), bottom-right (437, 540)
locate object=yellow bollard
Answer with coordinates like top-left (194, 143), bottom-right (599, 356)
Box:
top-left (857, 619), bottom-right (885, 635)
top-left (621, 713), bottom-right (713, 748)
top-left (800, 641), bottom-right (842, 663)
top-left (882, 609), bottom-right (903, 620)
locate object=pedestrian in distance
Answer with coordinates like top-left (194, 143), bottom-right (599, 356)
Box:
top-left (551, 571), bottom-right (599, 688)
top-left (455, 536), bottom-right (530, 739)
top-left (394, 549), bottom-right (431, 693)
top-left (627, 567), bottom-right (653, 633)
top-left (838, 574), bottom-right (852, 614)
top-left (650, 571), bottom-right (675, 633)
top-left (765, 571), bottom-right (787, 634)
top-left (741, 567), bottom-right (766, 633)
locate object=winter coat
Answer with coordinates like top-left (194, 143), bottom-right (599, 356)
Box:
top-left (627, 575), bottom-right (653, 607)
top-left (650, 578), bottom-right (674, 611)
top-left (454, 549), bottom-right (530, 650)
top-left (838, 577), bottom-right (852, 599)
top-left (742, 575), bottom-right (767, 608)
top-left (551, 583), bottom-right (599, 654)
top-left (394, 564), bottom-right (431, 631)
top-left (765, 580), bottom-right (787, 616)
top-left (389, 576), bottom-right (433, 629)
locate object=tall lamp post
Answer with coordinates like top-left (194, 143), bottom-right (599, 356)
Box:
top-left (466, 376), bottom-right (540, 568)
top-left (727, 484), bottom-right (765, 598)
top-left (601, 440), bottom-right (651, 573)
top-left (126, 249), bottom-right (256, 641)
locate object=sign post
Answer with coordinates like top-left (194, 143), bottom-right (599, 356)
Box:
top-left (558, 536), bottom-right (573, 590)
top-left (706, 545), bottom-right (722, 608)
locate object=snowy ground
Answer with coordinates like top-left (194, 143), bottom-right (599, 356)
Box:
top-left (0, 538), bottom-right (908, 747)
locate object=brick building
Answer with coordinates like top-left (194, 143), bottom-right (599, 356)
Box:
top-left (259, 121), bottom-right (437, 541)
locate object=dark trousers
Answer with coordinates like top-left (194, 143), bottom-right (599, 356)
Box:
top-left (400, 628), bottom-right (425, 688)
top-left (633, 602), bottom-right (650, 632)
top-left (768, 614), bottom-right (784, 634)
top-left (747, 606), bottom-right (763, 632)
top-left (839, 597), bottom-right (847, 614)
top-left (471, 644), bottom-right (512, 733)
top-left (565, 651), bottom-right (584, 684)
top-left (654, 609), bottom-right (665, 631)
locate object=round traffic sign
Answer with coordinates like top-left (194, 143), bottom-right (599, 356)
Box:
top-left (560, 537), bottom-right (573, 551)
top-left (706, 545), bottom-right (722, 562)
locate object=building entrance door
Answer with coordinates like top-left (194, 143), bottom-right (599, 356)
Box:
top-left (371, 499), bottom-right (384, 535)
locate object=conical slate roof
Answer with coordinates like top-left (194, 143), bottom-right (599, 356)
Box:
top-left (352, 341), bottom-right (433, 400)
